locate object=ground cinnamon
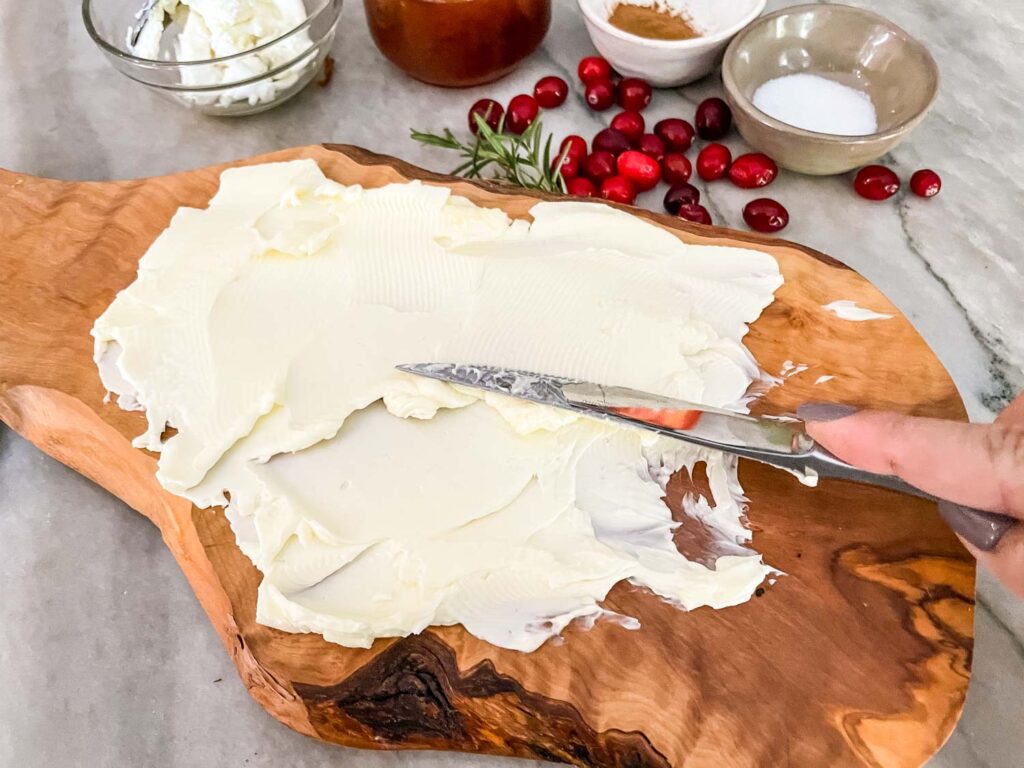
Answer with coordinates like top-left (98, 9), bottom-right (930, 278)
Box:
top-left (607, 3), bottom-right (700, 40)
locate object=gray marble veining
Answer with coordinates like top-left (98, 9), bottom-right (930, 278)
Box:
top-left (1, 1), bottom-right (1021, 766)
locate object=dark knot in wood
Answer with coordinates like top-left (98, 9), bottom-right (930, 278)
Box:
top-left (334, 639), bottom-right (468, 742)
top-left (294, 633), bottom-right (670, 767)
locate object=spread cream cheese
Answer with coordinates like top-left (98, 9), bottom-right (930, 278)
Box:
top-left (93, 159), bottom-right (783, 652)
top-left (130, 0), bottom-right (313, 107)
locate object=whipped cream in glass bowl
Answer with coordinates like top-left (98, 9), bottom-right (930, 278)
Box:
top-left (83, 0), bottom-right (342, 116)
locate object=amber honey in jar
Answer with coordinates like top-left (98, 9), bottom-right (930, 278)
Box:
top-left (364, 0), bottom-right (551, 87)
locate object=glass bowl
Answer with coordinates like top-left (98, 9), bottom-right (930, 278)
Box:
top-left (82, 0), bottom-right (343, 116)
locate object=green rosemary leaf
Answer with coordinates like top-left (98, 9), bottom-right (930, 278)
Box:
top-left (409, 127), bottom-right (461, 150)
top-left (450, 159), bottom-right (476, 176)
top-left (551, 143), bottom-right (572, 193)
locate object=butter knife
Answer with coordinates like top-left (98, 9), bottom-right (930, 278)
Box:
top-left (397, 362), bottom-right (1016, 548)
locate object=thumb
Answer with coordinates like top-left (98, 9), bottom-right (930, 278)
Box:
top-left (796, 403), bottom-right (1024, 518)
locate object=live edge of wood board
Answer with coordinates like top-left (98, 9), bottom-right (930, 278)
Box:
top-left (0, 144), bottom-right (973, 768)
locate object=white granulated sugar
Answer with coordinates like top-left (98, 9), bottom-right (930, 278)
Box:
top-left (752, 73), bottom-right (878, 136)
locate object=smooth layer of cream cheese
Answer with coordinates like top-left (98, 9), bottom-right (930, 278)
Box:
top-left (93, 159), bottom-right (783, 652)
top-left (130, 0), bottom-right (313, 106)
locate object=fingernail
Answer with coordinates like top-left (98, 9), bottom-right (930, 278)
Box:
top-left (938, 501), bottom-right (1016, 551)
top-left (797, 402), bottom-right (859, 422)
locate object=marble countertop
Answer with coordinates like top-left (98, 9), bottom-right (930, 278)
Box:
top-left (1, 1), bottom-right (1021, 766)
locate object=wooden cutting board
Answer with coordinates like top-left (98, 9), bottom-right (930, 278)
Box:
top-left (0, 144), bottom-right (973, 768)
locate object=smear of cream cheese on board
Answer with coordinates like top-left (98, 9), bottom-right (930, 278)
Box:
top-left (92, 159), bottom-right (783, 652)
top-left (822, 299), bottom-right (894, 321)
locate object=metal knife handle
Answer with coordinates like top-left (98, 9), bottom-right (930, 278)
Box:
top-left (804, 443), bottom-right (1017, 551)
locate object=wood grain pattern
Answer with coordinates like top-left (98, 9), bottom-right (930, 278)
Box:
top-left (0, 144), bottom-right (973, 767)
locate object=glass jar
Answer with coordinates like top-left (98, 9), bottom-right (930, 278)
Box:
top-left (364, 0), bottom-right (551, 87)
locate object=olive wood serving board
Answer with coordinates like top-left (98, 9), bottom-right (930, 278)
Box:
top-left (0, 145), bottom-right (973, 768)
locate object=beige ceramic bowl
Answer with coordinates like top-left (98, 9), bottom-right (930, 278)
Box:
top-left (722, 4), bottom-right (939, 175)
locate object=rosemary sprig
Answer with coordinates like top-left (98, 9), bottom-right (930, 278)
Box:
top-left (411, 113), bottom-right (570, 194)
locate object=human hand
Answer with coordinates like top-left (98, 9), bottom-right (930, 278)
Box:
top-left (798, 392), bottom-right (1024, 597)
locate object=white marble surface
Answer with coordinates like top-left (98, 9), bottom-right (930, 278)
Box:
top-left (1, 1), bottom-right (1022, 766)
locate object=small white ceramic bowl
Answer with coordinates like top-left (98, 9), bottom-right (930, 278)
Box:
top-left (577, 0), bottom-right (767, 87)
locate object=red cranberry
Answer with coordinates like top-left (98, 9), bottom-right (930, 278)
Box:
top-left (610, 110), bottom-right (645, 144)
top-left (600, 175), bottom-right (637, 205)
top-left (584, 79), bottom-right (617, 111)
top-left (578, 56), bottom-right (612, 84)
top-left (566, 177), bottom-right (597, 197)
top-left (533, 76), bottom-right (568, 108)
top-left (728, 153), bottom-right (778, 189)
top-left (695, 97), bottom-right (732, 139)
top-left (663, 183), bottom-right (700, 215)
top-left (618, 77), bottom-right (652, 111)
top-left (559, 135), bottom-right (588, 164)
top-left (854, 165), bottom-right (901, 200)
top-left (592, 127), bottom-right (632, 156)
top-left (696, 143), bottom-right (731, 181)
top-left (910, 169), bottom-right (941, 198)
top-left (616, 150), bottom-right (661, 192)
top-left (505, 94), bottom-right (539, 134)
top-left (676, 203), bottom-right (713, 225)
top-left (581, 151), bottom-right (617, 182)
top-left (743, 198), bottom-right (789, 233)
top-left (653, 118), bottom-right (695, 152)
top-left (661, 153), bottom-right (692, 185)
top-left (552, 154), bottom-right (579, 180)
top-left (468, 98), bottom-right (503, 134)
top-left (637, 133), bottom-right (666, 163)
